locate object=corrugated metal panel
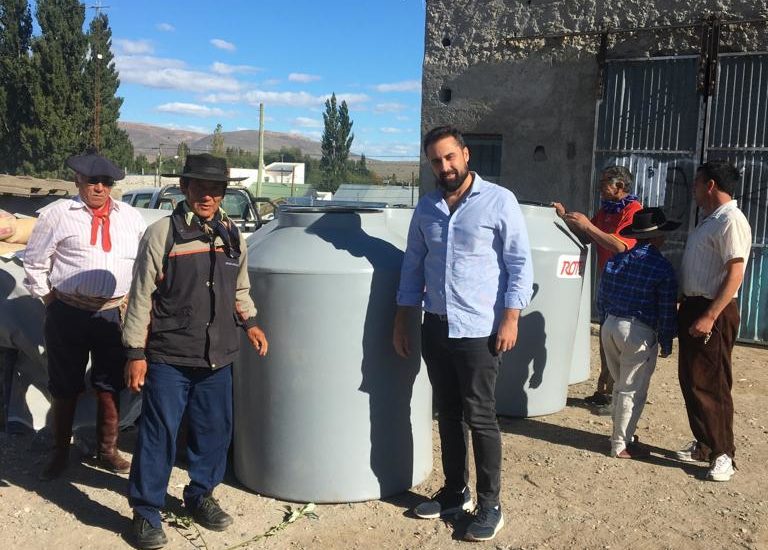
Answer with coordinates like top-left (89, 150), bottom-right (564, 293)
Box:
top-left (705, 53), bottom-right (768, 342)
top-left (594, 58), bottom-right (701, 277)
top-left (592, 54), bottom-right (768, 344)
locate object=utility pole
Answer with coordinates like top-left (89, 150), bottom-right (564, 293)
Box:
top-left (256, 103), bottom-right (265, 197)
top-left (92, 52), bottom-right (103, 149)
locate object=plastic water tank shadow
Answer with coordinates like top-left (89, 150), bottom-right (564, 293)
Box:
top-left (309, 212), bottom-right (420, 497)
top-left (497, 304), bottom-right (547, 417)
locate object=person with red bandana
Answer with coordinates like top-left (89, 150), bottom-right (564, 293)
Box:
top-left (553, 166), bottom-right (643, 414)
top-left (23, 148), bottom-right (146, 481)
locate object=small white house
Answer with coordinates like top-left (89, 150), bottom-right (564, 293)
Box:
top-left (230, 162), bottom-right (305, 186)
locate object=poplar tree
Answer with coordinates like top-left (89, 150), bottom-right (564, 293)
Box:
top-left (25, 0), bottom-right (89, 176)
top-left (0, 0), bottom-right (34, 174)
top-left (319, 93), bottom-right (354, 192)
top-left (211, 123), bottom-right (225, 156)
top-left (84, 12), bottom-right (132, 170)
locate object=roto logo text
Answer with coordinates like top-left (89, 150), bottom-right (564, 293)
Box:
top-left (557, 255), bottom-right (583, 278)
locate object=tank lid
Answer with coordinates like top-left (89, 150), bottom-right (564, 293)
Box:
top-left (279, 205), bottom-right (383, 214)
top-left (519, 200), bottom-right (555, 208)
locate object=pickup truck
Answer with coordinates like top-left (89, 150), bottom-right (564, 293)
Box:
top-left (120, 184), bottom-right (275, 233)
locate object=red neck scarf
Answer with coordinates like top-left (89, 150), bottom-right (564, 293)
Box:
top-left (89, 198), bottom-right (112, 252)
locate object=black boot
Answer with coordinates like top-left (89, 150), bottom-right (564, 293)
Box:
top-left (131, 513), bottom-right (167, 550)
top-left (95, 391), bottom-right (130, 473)
top-left (39, 397), bottom-right (78, 481)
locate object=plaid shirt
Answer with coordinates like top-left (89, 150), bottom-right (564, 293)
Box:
top-left (597, 242), bottom-right (678, 354)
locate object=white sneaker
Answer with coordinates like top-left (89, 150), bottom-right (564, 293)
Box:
top-left (706, 454), bottom-right (734, 482)
top-left (674, 440), bottom-right (710, 463)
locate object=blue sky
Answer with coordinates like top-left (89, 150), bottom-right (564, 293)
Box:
top-left (87, 0), bottom-right (427, 160)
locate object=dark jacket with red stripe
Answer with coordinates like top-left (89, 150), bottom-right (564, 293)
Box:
top-left (122, 203), bottom-right (258, 369)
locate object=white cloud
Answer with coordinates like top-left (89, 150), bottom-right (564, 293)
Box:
top-left (114, 39), bottom-right (154, 55)
top-left (156, 102), bottom-right (231, 118)
top-left (263, 78), bottom-right (281, 86)
top-left (288, 72), bottom-right (321, 83)
top-left (210, 38), bottom-right (236, 51)
top-left (354, 140), bottom-right (420, 159)
top-left (227, 90), bottom-right (369, 108)
top-left (380, 127), bottom-right (403, 134)
top-left (115, 56), bottom-right (241, 92)
top-left (156, 23), bottom-right (175, 32)
top-left (395, 115), bottom-right (410, 121)
top-left (373, 80), bottom-right (421, 93)
top-left (211, 62), bottom-right (260, 75)
top-left (374, 102), bottom-right (408, 113)
top-left (334, 93), bottom-right (370, 106)
top-left (200, 92), bottom-right (242, 103)
top-left (293, 117), bottom-right (323, 128)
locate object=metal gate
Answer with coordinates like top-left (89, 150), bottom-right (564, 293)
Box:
top-left (592, 52), bottom-right (768, 344)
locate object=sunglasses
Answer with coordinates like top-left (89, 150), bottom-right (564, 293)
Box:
top-left (82, 176), bottom-right (115, 186)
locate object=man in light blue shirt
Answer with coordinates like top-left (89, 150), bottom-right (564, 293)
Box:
top-left (393, 126), bottom-right (533, 542)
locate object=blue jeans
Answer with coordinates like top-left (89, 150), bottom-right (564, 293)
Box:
top-left (128, 363), bottom-right (233, 528)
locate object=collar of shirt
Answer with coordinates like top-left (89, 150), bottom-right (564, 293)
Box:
top-left (67, 195), bottom-right (122, 214)
top-left (700, 199), bottom-right (738, 224)
top-left (426, 172), bottom-right (486, 214)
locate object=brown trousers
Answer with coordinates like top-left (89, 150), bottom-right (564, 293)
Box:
top-left (678, 297), bottom-right (739, 458)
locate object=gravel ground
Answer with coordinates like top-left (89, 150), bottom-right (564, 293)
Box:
top-left (1, 333), bottom-right (766, 550)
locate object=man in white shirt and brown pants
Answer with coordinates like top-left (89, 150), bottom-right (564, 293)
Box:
top-left (675, 161), bottom-right (752, 482)
top-left (23, 149), bottom-right (146, 480)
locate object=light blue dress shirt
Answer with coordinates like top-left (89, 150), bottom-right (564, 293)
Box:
top-left (397, 174), bottom-right (534, 338)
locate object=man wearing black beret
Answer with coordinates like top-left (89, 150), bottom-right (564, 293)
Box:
top-left (23, 148), bottom-right (146, 480)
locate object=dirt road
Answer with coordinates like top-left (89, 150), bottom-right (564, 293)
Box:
top-left (1, 333), bottom-right (766, 549)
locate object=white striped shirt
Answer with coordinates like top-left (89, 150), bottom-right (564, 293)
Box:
top-left (23, 197), bottom-right (147, 300)
top-left (681, 200), bottom-right (752, 299)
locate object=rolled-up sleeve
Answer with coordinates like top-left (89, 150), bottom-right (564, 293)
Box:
top-left (396, 206), bottom-right (427, 307)
top-left (499, 194), bottom-right (534, 310)
top-left (22, 213), bottom-right (57, 299)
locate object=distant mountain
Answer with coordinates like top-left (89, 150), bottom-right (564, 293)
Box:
top-left (119, 122), bottom-right (322, 158)
top-left (119, 121), bottom-right (420, 182)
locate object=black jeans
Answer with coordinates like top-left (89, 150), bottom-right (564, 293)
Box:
top-left (421, 313), bottom-right (502, 508)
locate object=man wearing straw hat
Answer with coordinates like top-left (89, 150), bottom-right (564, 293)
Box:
top-left (23, 148), bottom-right (146, 480)
top-left (122, 153), bottom-right (268, 549)
top-left (597, 207), bottom-right (679, 459)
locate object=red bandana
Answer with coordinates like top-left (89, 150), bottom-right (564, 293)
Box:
top-left (89, 198), bottom-right (112, 252)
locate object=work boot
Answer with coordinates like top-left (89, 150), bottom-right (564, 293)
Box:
top-left (95, 391), bottom-right (130, 473)
top-left (39, 397), bottom-right (78, 481)
top-left (191, 494), bottom-right (234, 531)
top-left (132, 513), bottom-right (168, 549)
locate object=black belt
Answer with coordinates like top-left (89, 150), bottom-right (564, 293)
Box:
top-left (681, 294), bottom-right (713, 302)
top-left (426, 312), bottom-right (449, 322)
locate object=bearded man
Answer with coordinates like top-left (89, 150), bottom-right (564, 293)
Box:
top-left (393, 126), bottom-right (533, 542)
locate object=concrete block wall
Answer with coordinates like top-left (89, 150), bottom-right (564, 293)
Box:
top-left (420, 0), bottom-right (768, 213)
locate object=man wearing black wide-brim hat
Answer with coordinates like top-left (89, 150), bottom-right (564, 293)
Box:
top-left (23, 147), bottom-right (147, 480)
top-left (597, 207), bottom-right (679, 460)
top-left (122, 153), bottom-right (269, 549)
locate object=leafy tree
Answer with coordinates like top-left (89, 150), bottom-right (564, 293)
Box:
top-left (84, 12), bottom-right (132, 169)
top-left (176, 141), bottom-right (189, 165)
top-left (211, 123), bottom-right (225, 156)
top-left (0, 0), bottom-right (34, 174)
top-left (319, 93), bottom-right (354, 192)
top-left (24, 0), bottom-right (89, 177)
